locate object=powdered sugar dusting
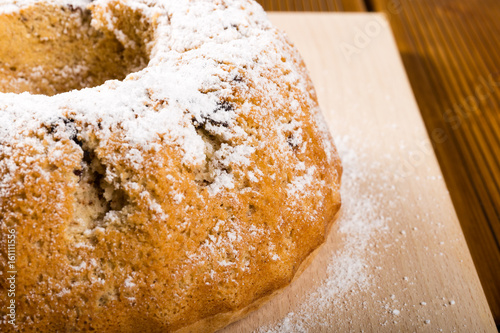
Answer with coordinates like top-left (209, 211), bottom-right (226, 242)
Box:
top-left (0, 0), bottom-right (330, 201)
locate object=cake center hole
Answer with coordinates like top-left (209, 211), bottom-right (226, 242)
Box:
top-left (0, 4), bottom-right (151, 96)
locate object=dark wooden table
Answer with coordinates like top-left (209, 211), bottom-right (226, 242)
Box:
top-left (257, 0), bottom-right (500, 325)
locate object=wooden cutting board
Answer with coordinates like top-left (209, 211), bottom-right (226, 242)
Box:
top-left (221, 13), bottom-right (496, 332)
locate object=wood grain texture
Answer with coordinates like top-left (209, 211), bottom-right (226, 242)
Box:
top-left (255, 0), bottom-right (366, 11)
top-left (368, 0), bottom-right (500, 323)
top-left (220, 13), bottom-right (496, 332)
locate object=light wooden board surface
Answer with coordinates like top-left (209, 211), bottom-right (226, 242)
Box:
top-left (220, 13), bottom-right (496, 332)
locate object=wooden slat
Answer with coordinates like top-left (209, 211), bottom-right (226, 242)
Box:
top-left (256, 0), bottom-right (366, 11)
top-left (370, 0), bottom-right (500, 324)
top-left (340, 0), bottom-right (366, 11)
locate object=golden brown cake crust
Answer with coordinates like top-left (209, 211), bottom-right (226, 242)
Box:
top-left (0, 0), bottom-right (342, 332)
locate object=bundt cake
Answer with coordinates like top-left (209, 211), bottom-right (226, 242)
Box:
top-left (0, 0), bottom-right (342, 331)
